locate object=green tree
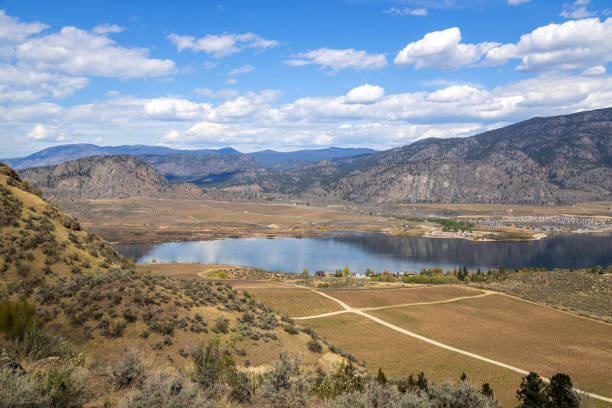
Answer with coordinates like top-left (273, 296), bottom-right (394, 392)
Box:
top-left (547, 373), bottom-right (580, 408)
top-left (343, 267), bottom-right (350, 277)
top-left (482, 383), bottom-right (494, 398)
top-left (517, 372), bottom-right (548, 408)
top-left (376, 368), bottom-right (387, 385)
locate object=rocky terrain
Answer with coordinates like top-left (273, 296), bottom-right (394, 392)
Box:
top-left (18, 155), bottom-right (204, 200)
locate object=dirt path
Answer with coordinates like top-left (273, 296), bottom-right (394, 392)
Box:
top-left (302, 288), bottom-right (612, 404)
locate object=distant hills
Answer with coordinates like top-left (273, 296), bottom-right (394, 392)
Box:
top-left (10, 107), bottom-right (612, 204)
top-left (3, 144), bottom-right (377, 170)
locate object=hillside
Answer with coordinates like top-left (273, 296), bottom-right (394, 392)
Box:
top-left (0, 162), bottom-right (352, 406)
top-left (317, 107), bottom-right (612, 205)
top-left (210, 107), bottom-right (611, 205)
top-left (18, 155), bottom-right (205, 200)
top-left (248, 147), bottom-right (377, 169)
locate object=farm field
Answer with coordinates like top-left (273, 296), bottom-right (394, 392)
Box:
top-left (481, 270), bottom-right (612, 323)
top-left (322, 285), bottom-right (484, 308)
top-left (246, 288), bottom-right (343, 317)
top-left (369, 294), bottom-right (612, 399)
top-left (300, 313), bottom-right (527, 408)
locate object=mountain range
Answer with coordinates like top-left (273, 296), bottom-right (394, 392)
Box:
top-left (10, 107), bottom-right (612, 205)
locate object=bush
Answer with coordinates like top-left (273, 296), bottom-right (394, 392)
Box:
top-left (0, 368), bottom-right (50, 407)
top-left (113, 351), bottom-right (146, 389)
top-left (0, 300), bottom-right (38, 341)
top-left (257, 352), bottom-right (312, 408)
top-left (214, 317), bottom-right (229, 334)
top-left (37, 366), bottom-right (89, 408)
top-left (118, 372), bottom-right (211, 408)
top-left (307, 339), bottom-right (323, 353)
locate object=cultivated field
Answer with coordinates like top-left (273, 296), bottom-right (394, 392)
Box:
top-left (369, 294), bottom-right (612, 399)
top-left (323, 285), bottom-right (484, 308)
top-left (480, 270), bottom-right (612, 322)
top-left (300, 313), bottom-right (527, 408)
top-left (246, 288), bottom-right (344, 317)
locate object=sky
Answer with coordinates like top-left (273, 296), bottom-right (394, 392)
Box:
top-left (1, 0), bottom-right (611, 157)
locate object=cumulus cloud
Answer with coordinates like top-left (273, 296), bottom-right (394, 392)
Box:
top-left (27, 124), bottom-right (57, 140)
top-left (92, 24), bottom-right (124, 34)
top-left (484, 18), bottom-right (612, 72)
top-left (394, 27), bottom-right (499, 71)
top-left (561, 0), bottom-right (596, 19)
top-left (167, 32), bottom-right (278, 57)
top-left (5, 71), bottom-right (612, 152)
top-left (286, 48), bottom-right (387, 72)
top-left (383, 7), bottom-right (427, 16)
top-left (17, 26), bottom-right (174, 78)
top-left (228, 64), bottom-right (254, 76)
top-left (0, 10), bottom-right (47, 44)
top-left (345, 84), bottom-right (385, 103)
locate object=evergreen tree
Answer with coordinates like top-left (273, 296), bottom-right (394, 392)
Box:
top-left (482, 383), bottom-right (494, 398)
top-left (517, 372), bottom-right (548, 408)
top-left (547, 373), bottom-right (580, 408)
top-left (376, 368), bottom-right (387, 385)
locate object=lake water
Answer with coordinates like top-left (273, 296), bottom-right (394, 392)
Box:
top-left (113, 232), bottom-right (612, 273)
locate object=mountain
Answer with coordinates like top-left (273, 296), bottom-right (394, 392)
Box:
top-left (248, 147), bottom-right (377, 169)
top-left (212, 107), bottom-right (612, 205)
top-left (139, 153), bottom-right (262, 184)
top-left (3, 143), bottom-right (241, 170)
top-left (18, 155), bottom-right (204, 200)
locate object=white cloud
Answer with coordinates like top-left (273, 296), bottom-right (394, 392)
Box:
top-left (228, 64), bottom-right (254, 76)
top-left (168, 32), bottom-right (278, 57)
top-left (0, 10), bottom-right (47, 44)
top-left (27, 124), bottom-right (56, 140)
top-left (17, 26), bottom-right (174, 78)
top-left (346, 84), bottom-right (385, 103)
top-left (286, 48), bottom-right (387, 72)
top-left (484, 18), bottom-right (612, 72)
top-left (508, 0), bottom-right (531, 5)
top-left (582, 65), bottom-right (606, 76)
top-left (383, 7), bottom-right (428, 16)
top-left (225, 78), bottom-right (238, 85)
top-left (194, 88), bottom-right (239, 99)
top-left (394, 27), bottom-right (499, 71)
top-left (92, 24), bottom-right (124, 35)
top-left (561, 0), bottom-right (596, 19)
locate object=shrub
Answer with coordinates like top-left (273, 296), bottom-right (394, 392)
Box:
top-left (315, 361), bottom-right (362, 400)
top-left (284, 325), bottom-right (298, 335)
top-left (0, 300), bottom-right (38, 341)
top-left (113, 351), bottom-right (146, 389)
top-left (257, 352), bottom-right (312, 408)
top-left (307, 339), bottom-right (323, 353)
top-left (214, 317), bottom-right (229, 334)
top-left (0, 368), bottom-right (50, 407)
top-left (37, 366), bottom-right (89, 408)
top-left (118, 372), bottom-right (211, 408)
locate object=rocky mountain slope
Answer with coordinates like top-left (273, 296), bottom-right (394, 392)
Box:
top-left (216, 107), bottom-right (611, 205)
top-left (18, 155), bottom-right (205, 200)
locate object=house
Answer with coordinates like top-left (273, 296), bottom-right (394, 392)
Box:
top-left (314, 271), bottom-right (326, 277)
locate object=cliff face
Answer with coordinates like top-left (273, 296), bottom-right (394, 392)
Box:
top-left (19, 155), bottom-right (203, 200)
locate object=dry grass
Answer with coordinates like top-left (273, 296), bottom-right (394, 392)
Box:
top-left (369, 294), bottom-right (612, 399)
top-left (300, 313), bottom-right (526, 408)
top-left (58, 197), bottom-right (402, 243)
top-left (323, 286), bottom-right (483, 308)
top-left (248, 288), bottom-right (343, 317)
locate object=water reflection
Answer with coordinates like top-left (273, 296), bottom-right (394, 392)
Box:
top-left (113, 233), bottom-right (612, 273)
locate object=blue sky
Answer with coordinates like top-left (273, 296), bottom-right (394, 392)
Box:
top-left (1, 0), bottom-right (611, 157)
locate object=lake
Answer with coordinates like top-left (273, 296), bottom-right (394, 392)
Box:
top-left (113, 232), bottom-right (612, 273)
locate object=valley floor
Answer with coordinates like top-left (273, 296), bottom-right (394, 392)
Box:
top-left (58, 197), bottom-right (612, 243)
top-left (139, 262), bottom-right (612, 408)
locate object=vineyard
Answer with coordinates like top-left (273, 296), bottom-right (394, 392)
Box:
top-left (300, 313), bottom-right (525, 408)
top-left (248, 288), bottom-right (343, 317)
top-left (370, 294), bottom-right (612, 399)
top-left (323, 285), bottom-right (483, 308)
